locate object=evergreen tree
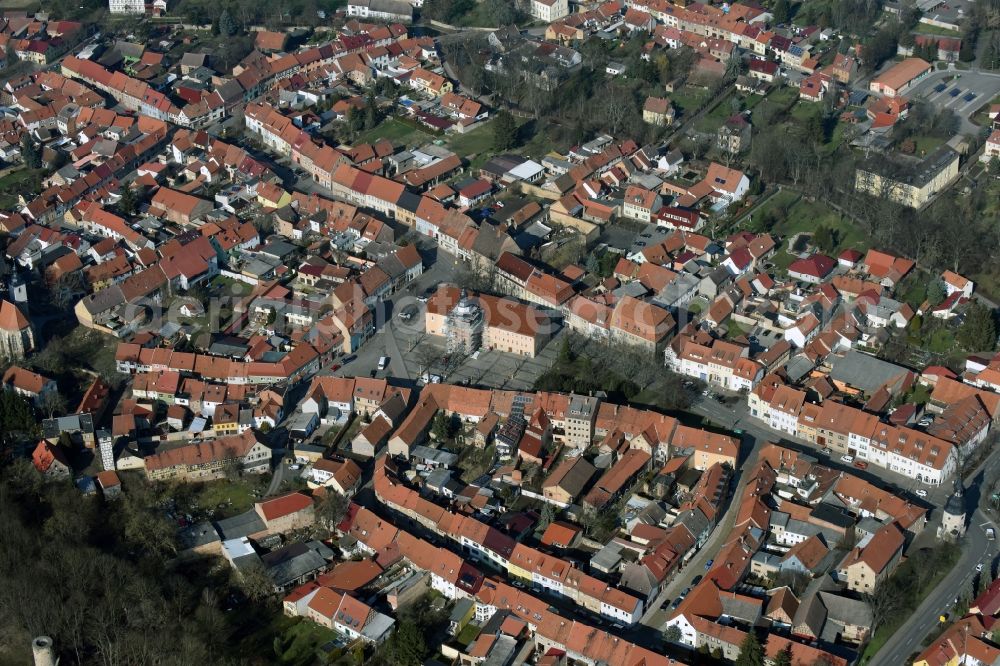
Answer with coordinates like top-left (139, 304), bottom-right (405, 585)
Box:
top-left (218, 9), bottom-right (239, 37)
top-left (958, 302), bottom-right (997, 352)
top-left (539, 502), bottom-right (555, 529)
top-left (118, 185), bottom-right (138, 217)
top-left (736, 632), bottom-right (765, 666)
top-left (387, 620), bottom-right (426, 666)
top-left (772, 644), bottom-right (793, 666)
top-left (772, 0), bottom-right (790, 24)
top-left (492, 110), bottom-right (518, 151)
top-left (20, 135), bottom-right (41, 169)
top-left (925, 279), bottom-right (947, 308)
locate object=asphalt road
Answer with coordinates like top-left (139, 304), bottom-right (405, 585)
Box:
top-left (692, 394), bottom-right (952, 507)
top-left (868, 450), bottom-right (1000, 666)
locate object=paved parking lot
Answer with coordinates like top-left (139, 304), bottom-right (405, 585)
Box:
top-left (905, 69), bottom-right (1000, 133)
top-left (390, 309), bottom-right (566, 391)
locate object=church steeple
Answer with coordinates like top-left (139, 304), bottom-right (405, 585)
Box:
top-left (940, 473), bottom-right (967, 540)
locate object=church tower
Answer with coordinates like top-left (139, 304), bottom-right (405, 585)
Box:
top-left (939, 476), bottom-right (967, 540)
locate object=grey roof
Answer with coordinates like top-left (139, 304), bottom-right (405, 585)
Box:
top-left (621, 561), bottom-right (661, 596)
top-left (214, 510), bottom-right (267, 540)
top-left (784, 518), bottom-right (824, 540)
top-left (410, 445), bottom-right (458, 466)
top-left (791, 577), bottom-right (828, 636)
top-left (818, 591), bottom-right (873, 626)
top-left (179, 521), bottom-right (222, 549)
top-left (450, 597), bottom-right (475, 623)
top-left (179, 52), bottom-right (208, 68)
top-left (425, 467), bottom-right (453, 490)
top-left (80, 285), bottom-right (125, 315)
top-left (361, 612), bottom-right (395, 643)
top-left (810, 503), bottom-right (855, 529)
top-left (676, 506), bottom-right (711, 538)
top-left (259, 239), bottom-right (299, 260)
top-left (42, 413), bottom-right (95, 438)
top-left (263, 544), bottom-right (329, 587)
top-left (590, 540), bottom-right (624, 571)
top-left (944, 481), bottom-right (966, 517)
top-left (482, 635), bottom-right (518, 666)
top-left (783, 354), bottom-right (816, 383)
top-left (856, 516), bottom-right (884, 537)
top-left (613, 281), bottom-right (650, 299)
top-left (545, 456), bottom-right (596, 497)
top-left (829, 350), bottom-right (909, 395)
top-left (720, 594), bottom-right (762, 624)
top-left (656, 272), bottom-right (700, 308)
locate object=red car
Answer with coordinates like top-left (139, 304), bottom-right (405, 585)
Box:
top-left (331, 364), bottom-right (341, 371)
top-left (853, 460), bottom-right (869, 470)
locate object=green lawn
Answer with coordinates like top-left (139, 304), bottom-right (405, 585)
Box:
top-left (923, 327), bottom-right (956, 354)
top-left (790, 100), bottom-right (820, 123)
top-left (0, 167), bottom-right (44, 210)
top-left (903, 383), bottom-right (933, 405)
top-left (455, 623), bottom-right (481, 646)
top-left (670, 85), bottom-right (710, 116)
top-left (694, 94), bottom-right (740, 133)
top-left (910, 135), bottom-right (946, 156)
top-left (446, 122), bottom-right (495, 158)
top-left (726, 319), bottom-right (747, 339)
top-left (356, 117), bottom-right (432, 147)
top-left (748, 189), bottom-right (867, 254)
top-left (238, 614), bottom-right (343, 665)
top-left (914, 22), bottom-right (961, 35)
top-left (447, 116), bottom-right (554, 165)
top-left (183, 477), bottom-right (269, 519)
top-left (771, 249), bottom-right (798, 271)
top-left (760, 195), bottom-right (868, 256)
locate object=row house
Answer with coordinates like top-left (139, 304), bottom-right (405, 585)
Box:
top-left (665, 334), bottom-right (764, 391)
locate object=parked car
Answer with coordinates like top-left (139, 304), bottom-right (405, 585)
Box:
top-left (915, 489), bottom-right (928, 498)
top-left (853, 460), bottom-right (868, 470)
top-left (840, 455), bottom-right (854, 464)
top-left (704, 559), bottom-right (714, 570)
top-left (977, 563), bottom-right (984, 572)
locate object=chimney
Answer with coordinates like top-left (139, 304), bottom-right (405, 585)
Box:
top-left (32, 637), bottom-right (56, 666)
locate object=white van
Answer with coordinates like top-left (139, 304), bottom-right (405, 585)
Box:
top-left (378, 356), bottom-right (389, 371)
